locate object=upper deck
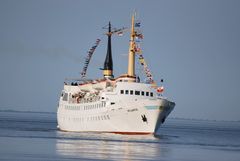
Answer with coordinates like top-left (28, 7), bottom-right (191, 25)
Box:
top-left (60, 75), bottom-right (159, 105)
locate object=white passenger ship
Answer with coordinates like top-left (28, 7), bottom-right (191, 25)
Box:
top-left (57, 14), bottom-right (175, 134)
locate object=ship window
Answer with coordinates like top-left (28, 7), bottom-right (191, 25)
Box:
top-left (146, 92), bottom-right (149, 96)
top-left (150, 92), bottom-right (153, 97)
top-left (130, 90), bottom-right (133, 95)
top-left (120, 90), bottom-right (124, 94)
top-left (125, 90), bottom-right (129, 94)
top-left (141, 91), bottom-right (144, 96)
top-left (135, 91), bottom-right (140, 95)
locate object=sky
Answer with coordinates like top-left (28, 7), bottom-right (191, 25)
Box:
top-left (0, 0), bottom-right (240, 121)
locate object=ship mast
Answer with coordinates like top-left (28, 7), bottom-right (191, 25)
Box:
top-left (127, 14), bottom-right (136, 77)
top-left (103, 22), bottom-right (113, 78)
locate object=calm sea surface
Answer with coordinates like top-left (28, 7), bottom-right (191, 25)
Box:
top-left (0, 111), bottom-right (240, 161)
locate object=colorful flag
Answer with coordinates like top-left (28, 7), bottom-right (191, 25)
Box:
top-left (135, 22), bottom-right (141, 27)
top-left (117, 32), bottom-right (123, 36)
top-left (81, 38), bottom-right (101, 77)
top-left (136, 52), bottom-right (155, 84)
top-left (157, 86), bottom-right (164, 93)
top-left (136, 33), bottom-right (143, 39)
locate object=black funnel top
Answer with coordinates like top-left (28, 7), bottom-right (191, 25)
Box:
top-left (104, 22), bottom-right (113, 71)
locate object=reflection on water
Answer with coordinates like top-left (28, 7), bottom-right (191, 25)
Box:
top-left (2, 111), bottom-right (240, 161)
top-left (56, 131), bottom-right (169, 160)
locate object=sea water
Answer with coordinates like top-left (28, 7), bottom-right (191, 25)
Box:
top-left (0, 111), bottom-right (240, 161)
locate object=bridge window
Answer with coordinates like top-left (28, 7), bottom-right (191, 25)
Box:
top-left (146, 92), bottom-right (149, 96)
top-left (135, 91), bottom-right (140, 95)
top-left (130, 90), bottom-right (133, 95)
top-left (120, 90), bottom-right (124, 94)
top-left (125, 90), bottom-right (129, 94)
top-left (150, 92), bottom-right (153, 97)
top-left (141, 91), bottom-right (144, 96)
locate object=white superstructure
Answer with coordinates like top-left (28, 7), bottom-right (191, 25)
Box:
top-left (57, 14), bottom-right (175, 134)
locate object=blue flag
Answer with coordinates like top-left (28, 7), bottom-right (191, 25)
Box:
top-left (135, 22), bottom-right (141, 27)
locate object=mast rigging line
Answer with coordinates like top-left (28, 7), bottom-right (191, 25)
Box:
top-left (80, 25), bottom-right (126, 79)
top-left (80, 38), bottom-right (101, 78)
top-left (80, 19), bottom-right (157, 86)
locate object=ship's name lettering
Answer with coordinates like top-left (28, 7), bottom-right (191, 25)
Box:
top-left (127, 108), bottom-right (138, 112)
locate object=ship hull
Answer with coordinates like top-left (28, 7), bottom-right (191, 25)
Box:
top-left (57, 98), bottom-right (174, 134)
